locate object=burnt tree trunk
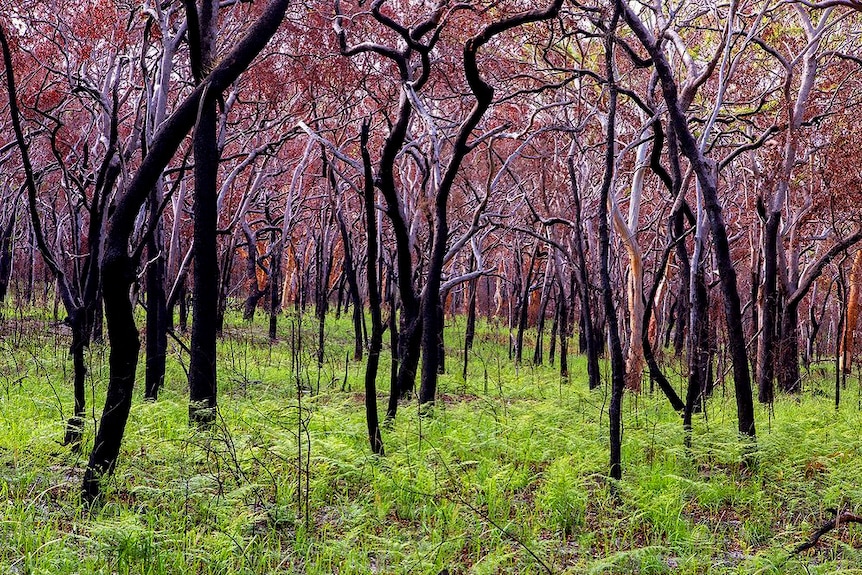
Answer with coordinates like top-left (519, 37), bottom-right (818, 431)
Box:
top-left (359, 123), bottom-right (384, 454)
top-left (241, 223), bottom-right (267, 320)
top-left (777, 299), bottom-right (802, 393)
top-left (187, 0), bottom-right (220, 427)
top-left (386, 264), bottom-right (401, 420)
top-left (330, 164), bottom-right (366, 362)
top-left (78, 0), bottom-right (291, 501)
top-left (557, 279), bottom-right (569, 379)
top-left (269, 229), bottom-right (282, 340)
top-left (144, 188), bottom-right (168, 401)
top-left (514, 243), bottom-right (539, 365)
top-left (463, 268), bottom-right (478, 380)
top-left (601, 7), bottom-right (627, 481)
top-left (0, 208), bottom-right (15, 305)
top-left (757, 212), bottom-right (780, 404)
top-left (684, 265), bottom-right (710, 442)
top-left (568, 156), bottom-right (601, 389)
top-left (315, 231), bottom-right (333, 367)
top-left (622, 6), bottom-right (756, 438)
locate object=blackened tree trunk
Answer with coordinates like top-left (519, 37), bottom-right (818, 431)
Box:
top-left (533, 268), bottom-right (552, 365)
top-left (601, 6), bottom-right (627, 482)
top-left (315, 231), bottom-right (333, 367)
top-left (386, 264), bottom-right (401, 420)
top-left (187, 0), bottom-right (220, 427)
top-left (463, 269), bottom-right (478, 380)
top-left (91, 293), bottom-right (104, 343)
top-left (514, 243), bottom-right (539, 364)
top-left (78, 0), bottom-right (290, 501)
top-left (330, 163), bottom-right (365, 362)
top-left (2, 28), bottom-right (102, 449)
top-left (144, 188), bottom-right (168, 400)
top-left (557, 279), bottom-right (569, 379)
top-left (216, 237), bottom-right (235, 334)
top-left (64, 309), bottom-right (87, 450)
top-left (642, 225), bottom-right (685, 412)
top-left (567, 155), bottom-right (600, 390)
top-left (672, 209), bottom-right (691, 357)
top-left (359, 123), bottom-right (384, 454)
top-left (418, 0), bottom-right (564, 405)
top-left (436, 300), bottom-right (446, 375)
top-left (242, 222), bottom-right (267, 320)
top-left (269, 229), bottom-right (282, 340)
top-left (622, 5), bottom-right (755, 438)
top-left (549, 295), bottom-right (559, 365)
top-left (684, 265), bottom-right (710, 442)
top-left (756, 212), bottom-right (780, 404)
top-left (0, 207), bottom-right (15, 305)
top-left (777, 299), bottom-right (802, 393)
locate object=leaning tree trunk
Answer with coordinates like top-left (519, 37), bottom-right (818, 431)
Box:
top-left (622, 5), bottom-right (755, 438)
top-left (79, 0), bottom-right (291, 501)
top-left (331, 175), bottom-right (366, 362)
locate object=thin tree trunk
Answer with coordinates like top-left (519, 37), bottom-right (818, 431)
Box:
top-left (757, 212), bottom-right (780, 403)
top-left (567, 154), bottom-right (600, 389)
top-left (360, 123), bottom-right (384, 454)
top-left (269, 230), bottom-right (282, 340)
top-left (0, 208), bottom-right (15, 305)
top-left (533, 268), bottom-right (552, 365)
top-left (242, 223), bottom-right (266, 320)
top-left (601, 7), bottom-right (626, 481)
top-left (515, 243), bottom-right (539, 364)
top-left (557, 280), bottom-right (569, 379)
top-left (386, 265), bottom-right (401, 420)
top-left (463, 268), bottom-right (477, 380)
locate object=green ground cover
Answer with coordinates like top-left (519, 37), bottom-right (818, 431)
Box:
top-left (0, 306), bottom-right (859, 574)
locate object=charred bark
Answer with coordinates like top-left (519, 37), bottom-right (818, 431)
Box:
top-left (360, 123), bottom-right (384, 454)
top-left (187, 0), bottom-right (220, 428)
top-left (78, 0), bottom-right (290, 501)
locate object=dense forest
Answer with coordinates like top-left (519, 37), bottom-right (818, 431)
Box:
top-left (0, 0), bottom-right (861, 572)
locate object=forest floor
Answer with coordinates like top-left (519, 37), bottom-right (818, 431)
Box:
top-left (0, 305), bottom-right (860, 574)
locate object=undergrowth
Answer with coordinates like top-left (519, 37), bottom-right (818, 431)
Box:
top-left (0, 304), bottom-right (860, 574)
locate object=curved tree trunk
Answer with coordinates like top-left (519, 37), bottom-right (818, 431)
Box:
top-left (79, 0), bottom-right (291, 501)
top-left (360, 123), bottom-right (384, 454)
top-left (622, 5), bottom-right (755, 438)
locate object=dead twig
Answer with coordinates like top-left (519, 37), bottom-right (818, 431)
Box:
top-left (793, 510), bottom-right (862, 554)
